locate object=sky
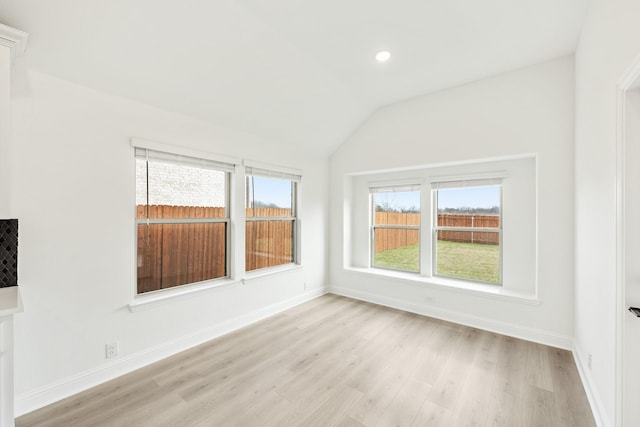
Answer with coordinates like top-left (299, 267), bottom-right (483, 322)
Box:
top-left (373, 191), bottom-right (420, 212)
top-left (249, 176), bottom-right (293, 208)
top-left (437, 186), bottom-right (500, 210)
top-left (372, 185), bottom-right (501, 212)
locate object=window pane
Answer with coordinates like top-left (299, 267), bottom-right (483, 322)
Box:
top-left (246, 220), bottom-right (294, 271)
top-left (371, 190), bottom-right (420, 272)
top-left (435, 233), bottom-right (500, 283)
top-left (137, 222), bottom-right (227, 294)
top-left (246, 176), bottom-right (293, 217)
top-left (435, 185), bottom-right (501, 284)
top-left (436, 229), bottom-right (499, 245)
top-left (373, 191), bottom-right (420, 223)
top-left (373, 228), bottom-right (419, 272)
top-left (245, 174), bottom-right (297, 272)
top-left (436, 186), bottom-right (500, 219)
top-left (136, 158), bottom-right (227, 219)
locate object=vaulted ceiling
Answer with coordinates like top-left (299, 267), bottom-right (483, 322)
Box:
top-left (0, 0), bottom-right (589, 155)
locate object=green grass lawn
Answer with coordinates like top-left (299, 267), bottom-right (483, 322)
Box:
top-left (374, 244), bottom-right (420, 272)
top-left (374, 240), bottom-right (500, 283)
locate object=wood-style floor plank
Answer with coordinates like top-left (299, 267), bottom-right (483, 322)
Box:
top-left (16, 295), bottom-right (596, 427)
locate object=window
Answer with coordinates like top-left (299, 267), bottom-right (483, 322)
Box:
top-left (432, 180), bottom-right (502, 284)
top-left (367, 179), bottom-right (502, 283)
top-left (351, 157), bottom-right (535, 295)
top-left (370, 185), bottom-right (421, 272)
top-left (245, 167), bottom-right (300, 271)
top-left (135, 148), bottom-right (233, 294)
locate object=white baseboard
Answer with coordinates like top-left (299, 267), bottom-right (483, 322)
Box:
top-left (572, 343), bottom-right (610, 427)
top-left (328, 285), bottom-right (573, 349)
top-left (15, 288), bottom-right (326, 417)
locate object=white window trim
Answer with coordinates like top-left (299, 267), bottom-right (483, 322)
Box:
top-left (128, 139), bottom-right (305, 309)
top-left (243, 159), bottom-right (303, 180)
top-left (134, 146), bottom-right (234, 297)
top-left (344, 265), bottom-right (540, 305)
top-left (245, 263), bottom-right (303, 280)
top-left (431, 179), bottom-right (503, 285)
top-left (351, 156), bottom-right (536, 301)
top-left (369, 184), bottom-right (422, 273)
top-left (427, 171), bottom-right (508, 186)
top-left (368, 178), bottom-right (424, 193)
top-left (129, 278), bottom-right (240, 312)
top-left (131, 138), bottom-right (240, 166)
top-left (245, 167), bottom-right (302, 272)
top-left (368, 176), bottom-right (505, 285)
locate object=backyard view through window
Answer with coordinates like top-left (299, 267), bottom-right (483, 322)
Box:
top-left (135, 148), bottom-right (231, 294)
top-left (245, 172), bottom-right (298, 271)
top-left (434, 183), bottom-right (501, 284)
top-left (371, 186), bottom-right (420, 272)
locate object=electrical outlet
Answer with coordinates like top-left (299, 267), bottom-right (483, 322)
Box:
top-left (105, 342), bottom-right (119, 359)
top-left (587, 353), bottom-right (592, 370)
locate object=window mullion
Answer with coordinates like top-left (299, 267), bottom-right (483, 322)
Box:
top-left (421, 185), bottom-right (432, 277)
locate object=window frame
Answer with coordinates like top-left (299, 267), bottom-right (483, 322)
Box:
top-left (431, 180), bottom-right (503, 285)
top-left (349, 157), bottom-right (538, 302)
top-left (369, 184), bottom-right (422, 273)
top-left (134, 146), bottom-right (234, 296)
top-left (245, 166), bottom-right (301, 273)
top-left (365, 175), bottom-right (506, 286)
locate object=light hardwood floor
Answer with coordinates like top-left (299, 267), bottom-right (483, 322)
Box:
top-left (16, 295), bottom-right (596, 426)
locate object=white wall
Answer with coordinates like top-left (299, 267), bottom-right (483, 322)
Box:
top-left (330, 57), bottom-right (575, 346)
top-left (0, 45), bottom-right (12, 218)
top-left (574, 0), bottom-right (640, 425)
top-left (9, 68), bottom-right (328, 413)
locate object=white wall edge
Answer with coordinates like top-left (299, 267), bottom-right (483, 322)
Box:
top-left (15, 288), bottom-right (327, 417)
top-left (328, 285), bottom-right (573, 349)
top-left (573, 341), bottom-right (611, 427)
top-left (613, 53), bottom-right (640, 427)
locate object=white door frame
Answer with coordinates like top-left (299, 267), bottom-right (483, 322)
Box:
top-left (615, 54), bottom-right (640, 427)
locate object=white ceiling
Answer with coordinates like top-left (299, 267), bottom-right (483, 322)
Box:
top-left (0, 0), bottom-right (589, 155)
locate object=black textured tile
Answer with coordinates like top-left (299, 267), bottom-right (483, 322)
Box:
top-left (0, 219), bottom-right (18, 287)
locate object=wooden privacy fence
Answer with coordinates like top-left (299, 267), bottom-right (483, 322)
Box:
top-left (374, 212), bottom-right (420, 254)
top-left (136, 205), bottom-right (293, 294)
top-left (246, 208), bottom-right (294, 272)
top-left (437, 214), bottom-right (500, 246)
top-left (374, 212), bottom-right (500, 253)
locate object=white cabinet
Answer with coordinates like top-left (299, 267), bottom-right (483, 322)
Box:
top-left (0, 287), bottom-right (22, 427)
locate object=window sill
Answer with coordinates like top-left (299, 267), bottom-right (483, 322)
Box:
top-left (129, 278), bottom-right (240, 312)
top-left (345, 266), bottom-right (540, 305)
top-left (128, 264), bottom-right (303, 312)
top-left (244, 263), bottom-right (302, 281)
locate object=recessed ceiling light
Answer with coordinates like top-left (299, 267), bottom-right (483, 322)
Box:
top-left (375, 50), bottom-right (391, 62)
